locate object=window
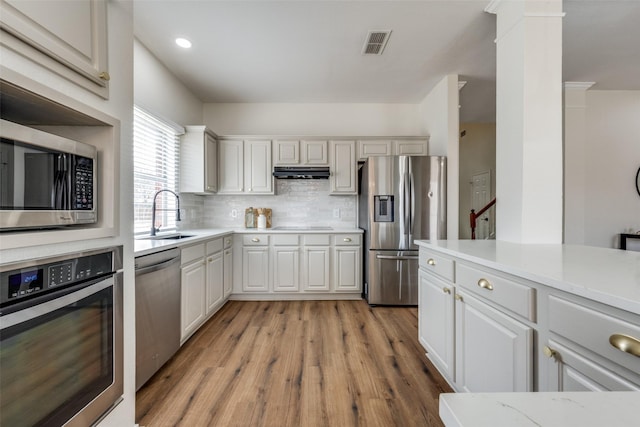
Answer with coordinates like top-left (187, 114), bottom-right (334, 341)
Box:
top-left (133, 106), bottom-right (182, 235)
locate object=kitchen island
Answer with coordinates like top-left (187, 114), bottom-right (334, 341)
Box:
top-left (415, 239), bottom-right (640, 426)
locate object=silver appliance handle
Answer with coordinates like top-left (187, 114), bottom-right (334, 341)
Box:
top-left (135, 255), bottom-right (180, 276)
top-left (376, 254), bottom-right (419, 260)
top-left (409, 167), bottom-right (415, 241)
top-left (1, 277), bottom-right (114, 329)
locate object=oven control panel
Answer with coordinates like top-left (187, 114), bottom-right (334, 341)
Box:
top-left (0, 251), bottom-right (113, 304)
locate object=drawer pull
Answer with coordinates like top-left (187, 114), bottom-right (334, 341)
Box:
top-left (343, 238), bottom-right (352, 242)
top-left (427, 258), bottom-right (436, 266)
top-left (443, 287), bottom-right (451, 294)
top-left (454, 294), bottom-right (463, 302)
top-left (477, 278), bottom-right (493, 291)
top-left (251, 238), bottom-right (260, 242)
top-left (609, 334), bottom-right (640, 357)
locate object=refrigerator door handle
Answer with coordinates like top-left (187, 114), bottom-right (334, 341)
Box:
top-left (409, 168), bottom-right (415, 239)
top-left (375, 254), bottom-right (419, 260)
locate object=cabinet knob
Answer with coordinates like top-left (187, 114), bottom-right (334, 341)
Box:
top-left (477, 278), bottom-right (493, 291)
top-left (609, 334), bottom-right (640, 357)
top-left (443, 287), bottom-right (451, 294)
top-left (252, 238), bottom-right (260, 242)
top-left (454, 294), bottom-right (463, 302)
top-left (99, 71), bottom-right (111, 81)
top-left (343, 238), bottom-right (352, 242)
top-left (543, 345), bottom-right (558, 360)
top-left (208, 257), bottom-right (213, 263)
top-left (427, 258), bottom-right (436, 266)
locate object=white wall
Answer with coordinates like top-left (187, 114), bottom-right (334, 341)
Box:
top-left (203, 103), bottom-right (424, 136)
top-left (134, 39), bottom-right (203, 126)
top-left (419, 75), bottom-right (460, 239)
top-left (565, 90), bottom-right (640, 248)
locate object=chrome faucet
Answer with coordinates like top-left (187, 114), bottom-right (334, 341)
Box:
top-left (150, 189), bottom-right (181, 236)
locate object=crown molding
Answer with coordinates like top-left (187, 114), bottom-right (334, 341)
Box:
top-left (458, 81), bottom-right (467, 91)
top-left (564, 82), bottom-right (595, 90)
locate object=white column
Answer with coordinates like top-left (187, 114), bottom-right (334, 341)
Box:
top-left (486, 0), bottom-right (564, 243)
top-left (563, 82), bottom-right (594, 245)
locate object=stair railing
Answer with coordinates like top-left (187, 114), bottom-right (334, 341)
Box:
top-left (470, 198), bottom-right (496, 240)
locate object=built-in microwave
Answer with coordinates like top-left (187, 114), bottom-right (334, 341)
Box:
top-left (0, 119), bottom-right (97, 230)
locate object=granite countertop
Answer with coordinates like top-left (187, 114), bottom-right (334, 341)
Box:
top-left (439, 392), bottom-right (640, 427)
top-left (414, 239), bottom-right (640, 315)
top-left (135, 227), bottom-right (363, 257)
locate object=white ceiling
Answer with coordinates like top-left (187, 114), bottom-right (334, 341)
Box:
top-left (133, 1), bottom-right (640, 123)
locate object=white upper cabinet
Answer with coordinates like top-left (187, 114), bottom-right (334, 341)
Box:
top-left (273, 139), bottom-right (328, 166)
top-left (219, 139), bottom-right (273, 194)
top-left (329, 140), bottom-right (357, 195)
top-left (0, 0), bottom-right (109, 97)
top-left (180, 126), bottom-right (218, 194)
top-left (357, 138), bottom-right (429, 161)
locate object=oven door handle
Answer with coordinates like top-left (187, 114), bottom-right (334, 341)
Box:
top-left (0, 277), bottom-right (114, 329)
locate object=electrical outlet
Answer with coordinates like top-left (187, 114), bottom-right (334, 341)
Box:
top-left (231, 209), bottom-right (238, 218)
top-left (333, 208), bottom-right (340, 218)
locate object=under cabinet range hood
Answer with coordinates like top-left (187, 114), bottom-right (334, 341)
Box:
top-left (273, 166), bottom-right (330, 179)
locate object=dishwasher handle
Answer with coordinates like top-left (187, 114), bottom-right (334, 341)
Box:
top-left (376, 254), bottom-right (419, 261)
top-left (135, 255), bottom-right (180, 276)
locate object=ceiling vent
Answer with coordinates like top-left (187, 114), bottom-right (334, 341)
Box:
top-left (362, 30), bottom-right (391, 55)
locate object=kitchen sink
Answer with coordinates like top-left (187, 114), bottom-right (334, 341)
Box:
top-left (140, 233), bottom-right (195, 240)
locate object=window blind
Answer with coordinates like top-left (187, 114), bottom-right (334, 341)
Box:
top-left (133, 106), bottom-right (180, 235)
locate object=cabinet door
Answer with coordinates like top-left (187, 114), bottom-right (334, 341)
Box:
top-left (329, 140), bottom-right (357, 194)
top-left (242, 246), bottom-right (269, 292)
top-left (394, 139), bottom-right (428, 156)
top-left (0, 0), bottom-right (109, 96)
top-left (272, 246), bottom-right (300, 292)
top-left (357, 140), bottom-right (392, 161)
top-left (245, 140), bottom-right (273, 193)
top-left (333, 246), bottom-right (361, 292)
top-left (218, 139), bottom-right (244, 193)
top-left (274, 140), bottom-right (299, 165)
top-left (223, 248), bottom-right (233, 298)
top-left (301, 140), bottom-right (328, 165)
top-left (455, 290), bottom-right (533, 392)
top-left (205, 133), bottom-right (218, 193)
top-left (181, 260), bottom-right (206, 342)
top-left (303, 246), bottom-right (330, 292)
top-left (206, 251), bottom-right (224, 315)
top-left (543, 340), bottom-right (640, 392)
top-left (418, 270), bottom-right (455, 380)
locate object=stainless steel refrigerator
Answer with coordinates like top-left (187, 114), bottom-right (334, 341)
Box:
top-left (359, 155), bottom-right (446, 305)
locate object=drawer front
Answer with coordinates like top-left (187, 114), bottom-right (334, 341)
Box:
top-left (418, 248), bottom-right (454, 282)
top-left (181, 243), bottom-right (205, 265)
top-left (242, 235), bottom-right (269, 246)
top-left (303, 234), bottom-right (331, 246)
top-left (334, 234), bottom-right (361, 246)
top-left (206, 238), bottom-right (223, 254)
top-left (272, 234), bottom-right (299, 246)
top-left (223, 235), bottom-right (233, 249)
top-left (549, 295), bottom-right (640, 374)
top-left (456, 263), bottom-right (535, 322)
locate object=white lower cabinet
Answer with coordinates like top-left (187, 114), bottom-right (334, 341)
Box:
top-left (455, 290), bottom-right (533, 392)
top-left (181, 250), bottom-right (206, 343)
top-left (273, 246), bottom-right (300, 292)
top-left (242, 235), bottom-right (270, 292)
top-left (223, 237), bottom-right (233, 299)
top-left (418, 270), bottom-right (455, 380)
top-left (205, 250), bottom-right (224, 314)
top-left (333, 234), bottom-right (362, 292)
top-left (303, 247), bottom-right (331, 292)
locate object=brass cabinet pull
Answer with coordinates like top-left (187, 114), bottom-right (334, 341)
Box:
top-left (443, 287), bottom-right (451, 294)
top-left (427, 258), bottom-right (436, 266)
top-left (609, 334), bottom-right (640, 357)
top-left (99, 71), bottom-right (110, 81)
top-left (543, 345), bottom-right (558, 359)
top-left (343, 238), bottom-right (352, 242)
top-left (251, 238), bottom-right (260, 242)
top-left (477, 278), bottom-right (493, 291)
top-left (454, 294), bottom-right (463, 302)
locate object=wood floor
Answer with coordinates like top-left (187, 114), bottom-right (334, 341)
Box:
top-left (136, 300), bottom-right (452, 427)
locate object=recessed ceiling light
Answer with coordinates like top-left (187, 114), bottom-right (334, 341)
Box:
top-left (175, 38), bottom-right (192, 49)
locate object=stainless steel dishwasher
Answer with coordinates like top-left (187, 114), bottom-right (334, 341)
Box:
top-left (135, 247), bottom-right (181, 390)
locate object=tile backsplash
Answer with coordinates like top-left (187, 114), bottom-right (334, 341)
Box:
top-left (179, 180), bottom-right (357, 229)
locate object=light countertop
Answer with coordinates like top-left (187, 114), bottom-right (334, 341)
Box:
top-left (414, 240), bottom-right (640, 315)
top-left (439, 391), bottom-right (640, 427)
top-left (135, 227), bottom-right (363, 257)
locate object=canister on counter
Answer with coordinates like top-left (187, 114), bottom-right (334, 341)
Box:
top-left (245, 207), bottom-right (256, 228)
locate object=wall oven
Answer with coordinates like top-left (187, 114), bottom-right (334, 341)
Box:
top-left (0, 119), bottom-right (97, 230)
top-left (0, 246), bottom-right (123, 427)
